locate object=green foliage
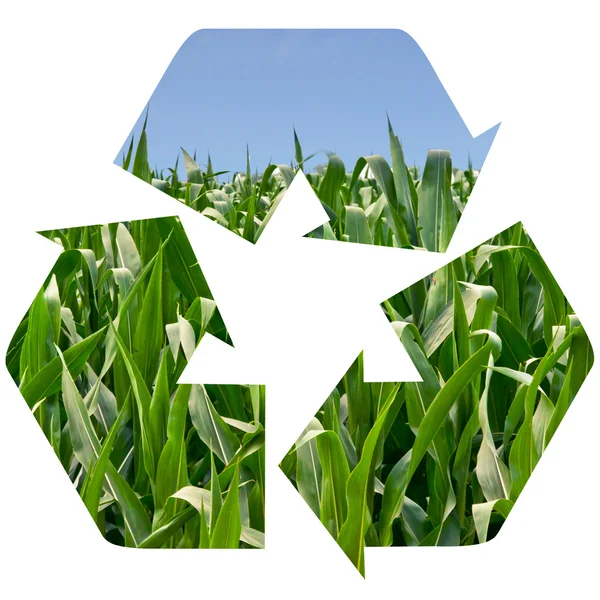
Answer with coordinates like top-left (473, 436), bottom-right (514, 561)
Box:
top-left (122, 118), bottom-right (478, 249)
top-left (8, 116), bottom-right (592, 566)
top-left (281, 223), bottom-right (593, 576)
top-left (6, 217), bottom-right (265, 549)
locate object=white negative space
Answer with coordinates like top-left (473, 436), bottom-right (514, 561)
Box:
top-left (1, 3), bottom-right (600, 600)
top-left (179, 171), bottom-right (440, 458)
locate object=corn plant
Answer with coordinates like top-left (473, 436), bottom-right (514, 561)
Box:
top-left (280, 223), bottom-right (593, 575)
top-left (6, 216), bottom-right (265, 549)
top-left (124, 114), bottom-right (477, 250)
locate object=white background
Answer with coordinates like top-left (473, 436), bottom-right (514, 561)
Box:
top-left (1, 1), bottom-right (599, 597)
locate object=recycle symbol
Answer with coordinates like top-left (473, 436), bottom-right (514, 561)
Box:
top-left (5, 29), bottom-right (593, 578)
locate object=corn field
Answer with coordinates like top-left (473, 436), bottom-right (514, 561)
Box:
top-left (6, 217), bottom-right (265, 549)
top-left (6, 117), bottom-right (592, 567)
top-left (124, 114), bottom-right (477, 250)
top-left (280, 222), bottom-right (593, 575)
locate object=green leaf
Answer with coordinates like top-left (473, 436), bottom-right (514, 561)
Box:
top-left (82, 395), bottom-right (131, 523)
top-left (379, 450), bottom-right (412, 546)
top-left (423, 263), bottom-right (454, 328)
top-left (337, 383), bottom-right (400, 576)
top-left (295, 418), bottom-right (323, 516)
top-left (20, 288), bottom-right (55, 379)
top-left (421, 284), bottom-right (481, 357)
top-left (496, 312), bottom-right (533, 367)
top-left (170, 485), bottom-right (260, 548)
top-left (473, 499), bottom-right (513, 543)
top-left (491, 249), bottom-right (521, 329)
top-left (132, 110), bottom-right (151, 183)
top-left (132, 245), bottom-right (163, 386)
top-left (110, 322), bottom-right (156, 483)
top-left (417, 150), bottom-right (455, 252)
top-left (57, 345), bottom-right (151, 546)
top-left (388, 116), bottom-right (418, 245)
top-left (138, 507), bottom-right (196, 549)
top-left (200, 503), bottom-right (210, 548)
top-left (476, 356), bottom-right (511, 501)
top-left (155, 216), bottom-right (212, 302)
top-left (242, 195), bottom-right (257, 242)
top-left (188, 385), bottom-right (240, 464)
top-left (20, 328), bottom-right (105, 408)
top-left (116, 223), bottom-right (141, 278)
top-left (452, 405), bottom-right (480, 526)
top-left (181, 147), bottom-right (203, 184)
top-left (509, 330), bottom-right (575, 501)
top-left (532, 391), bottom-right (554, 456)
top-left (44, 275), bottom-right (61, 345)
top-left (409, 331), bottom-right (502, 481)
top-left (210, 465), bottom-right (242, 549)
top-left (318, 154), bottom-right (346, 216)
top-left (400, 497), bottom-right (430, 546)
top-left (210, 450), bottom-right (223, 533)
top-left (149, 350), bottom-right (170, 460)
top-left (474, 243), bottom-right (565, 344)
top-left (294, 127), bottom-right (304, 171)
top-left (297, 429), bottom-right (350, 539)
top-left (344, 206), bottom-right (372, 244)
top-left (154, 384), bottom-right (191, 520)
top-left (503, 383), bottom-right (528, 453)
top-left (122, 135), bottom-right (134, 171)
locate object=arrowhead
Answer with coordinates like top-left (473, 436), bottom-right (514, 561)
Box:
top-left (361, 307), bottom-right (421, 382)
top-left (256, 170), bottom-right (330, 246)
top-left (178, 333), bottom-right (264, 384)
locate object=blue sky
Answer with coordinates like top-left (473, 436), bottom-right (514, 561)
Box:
top-left (116, 29), bottom-right (497, 177)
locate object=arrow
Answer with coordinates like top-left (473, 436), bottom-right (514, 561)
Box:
top-left (179, 171), bottom-right (447, 458)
